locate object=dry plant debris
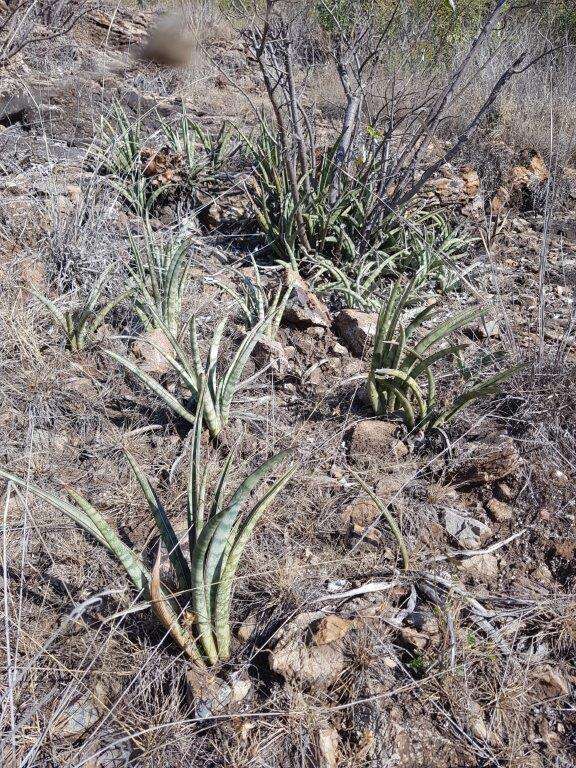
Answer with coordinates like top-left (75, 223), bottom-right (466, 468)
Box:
top-left (0, 1), bottom-right (574, 767)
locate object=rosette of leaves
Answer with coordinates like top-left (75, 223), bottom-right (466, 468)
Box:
top-left (0, 403), bottom-right (294, 666)
top-left (106, 311), bottom-right (275, 439)
top-left (368, 278), bottom-right (520, 431)
top-left (208, 258), bottom-right (294, 341)
top-left (28, 268), bottom-right (130, 352)
top-left (128, 219), bottom-right (192, 336)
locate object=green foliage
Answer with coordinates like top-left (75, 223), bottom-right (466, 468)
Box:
top-left (407, 653), bottom-right (427, 674)
top-left (368, 278), bottom-right (520, 432)
top-left (128, 218), bottom-right (192, 336)
top-left (550, 1), bottom-right (576, 38)
top-left (208, 258), bottom-right (295, 341)
top-left (308, 210), bottom-right (474, 309)
top-left (0, 421), bottom-right (294, 666)
top-left (107, 311), bottom-right (273, 439)
top-left (246, 127), bottom-right (474, 311)
top-left (98, 103), bottom-right (143, 177)
top-left (246, 128), bottom-right (408, 271)
top-left (98, 104), bottom-right (236, 218)
top-left (414, 0), bottom-right (493, 42)
top-left (399, 211), bottom-right (477, 292)
top-left (350, 469), bottom-right (410, 569)
top-left (158, 112), bottom-right (237, 191)
top-left (313, 0), bottom-right (493, 44)
top-left (28, 269), bottom-right (130, 352)
top-left (309, 254), bottom-right (391, 311)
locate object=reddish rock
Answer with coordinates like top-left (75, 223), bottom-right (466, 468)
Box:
top-left (334, 308), bottom-right (378, 357)
top-left (282, 269), bottom-right (330, 329)
top-left (348, 420), bottom-right (408, 462)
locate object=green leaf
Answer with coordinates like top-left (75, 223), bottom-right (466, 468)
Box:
top-left (213, 464), bottom-right (296, 659)
top-left (27, 287), bottom-right (70, 334)
top-left (350, 469), bottom-right (409, 570)
top-left (105, 350), bottom-right (196, 424)
top-left (203, 450), bottom-right (293, 617)
top-left (125, 452), bottom-right (191, 591)
top-left (0, 468), bottom-right (149, 592)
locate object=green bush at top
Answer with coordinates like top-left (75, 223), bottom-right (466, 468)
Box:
top-left (314, 0), bottom-right (492, 38)
top-left (550, 1), bottom-right (576, 38)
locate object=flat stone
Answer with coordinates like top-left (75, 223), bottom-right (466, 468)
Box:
top-left (486, 498), bottom-right (514, 522)
top-left (132, 329), bottom-right (173, 374)
top-left (334, 308), bottom-right (378, 357)
top-left (282, 269), bottom-right (331, 329)
top-left (349, 420), bottom-right (408, 463)
top-left (444, 508), bottom-right (492, 549)
top-left (459, 553), bottom-right (499, 579)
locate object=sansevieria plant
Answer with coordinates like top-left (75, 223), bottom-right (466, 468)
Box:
top-left (28, 268), bottom-right (131, 352)
top-left (128, 219), bottom-right (192, 336)
top-left (0, 398), bottom-right (294, 667)
top-left (208, 258), bottom-right (294, 341)
top-left (369, 278), bottom-right (520, 432)
top-left (106, 311), bottom-right (273, 439)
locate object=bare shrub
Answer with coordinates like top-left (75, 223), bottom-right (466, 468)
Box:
top-left (442, 21), bottom-right (576, 169)
top-left (0, 0), bottom-right (95, 66)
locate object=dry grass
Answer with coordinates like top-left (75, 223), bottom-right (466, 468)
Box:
top-left (0, 2), bottom-right (575, 767)
top-left (443, 23), bottom-right (576, 190)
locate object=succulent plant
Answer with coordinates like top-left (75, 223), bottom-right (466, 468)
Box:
top-left (0, 401), bottom-right (294, 666)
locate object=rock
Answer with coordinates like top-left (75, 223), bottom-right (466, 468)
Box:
top-left (460, 165), bottom-right (480, 197)
top-left (401, 611), bottom-right (440, 650)
top-left (51, 688), bottom-right (104, 739)
top-left (87, 738), bottom-right (132, 767)
top-left (536, 665), bottom-right (570, 697)
top-left (468, 701), bottom-right (489, 742)
top-left (317, 727), bottom-right (340, 768)
top-left (185, 668), bottom-right (252, 719)
top-left (0, 92), bottom-right (38, 128)
top-left (199, 199), bottom-right (223, 230)
top-left (490, 186), bottom-right (511, 215)
top-left (459, 553), bottom-right (499, 579)
top-left (486, 498), bottom-right (513, 522)
top-left (348, 420), bottom-right (408, 463)
top-left (312, 615), bottom-right (353, 646)
top-left (270, 637), bottom-right (344, 688)
top-left (132, 329), bottom-right (173, 374)
top-left (348, 523), bottom-right (385, 547)
top-left (475, 319), bottom-right (500, 339)
top-left (499, 151), bottom-right (549, 212)
top-left (334, 308), bottom-right (378, 357)
top-left (532, 563), bottom-right (552, 583)
top-left (237, 613), bottom-right (258, 643)
top-left (282, 269), bottom-right (331, 329)
top-left (450, 434), bottom-right (522, 486)
top-left (495, 481), bottom-right (514, 501)
top-left (341, 498), bottom-right (380, 528)
top-left (87, 8), bottom-right (147, 44)
top-left (268, 611), bottom-right (345, 688)
top-left (400, 626), bottom-right (431, 651)
top-left (444, 508), bottom-right (492, 549)
top-left (252, 335), bottom-right (290, 374)
top-left (331, 342), bottom-right (348, 356)
top-left (18, 258), bottom-right (47, 290)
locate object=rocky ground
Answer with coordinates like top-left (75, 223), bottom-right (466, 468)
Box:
top-left (0, 4), bottom-right (574, 768)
